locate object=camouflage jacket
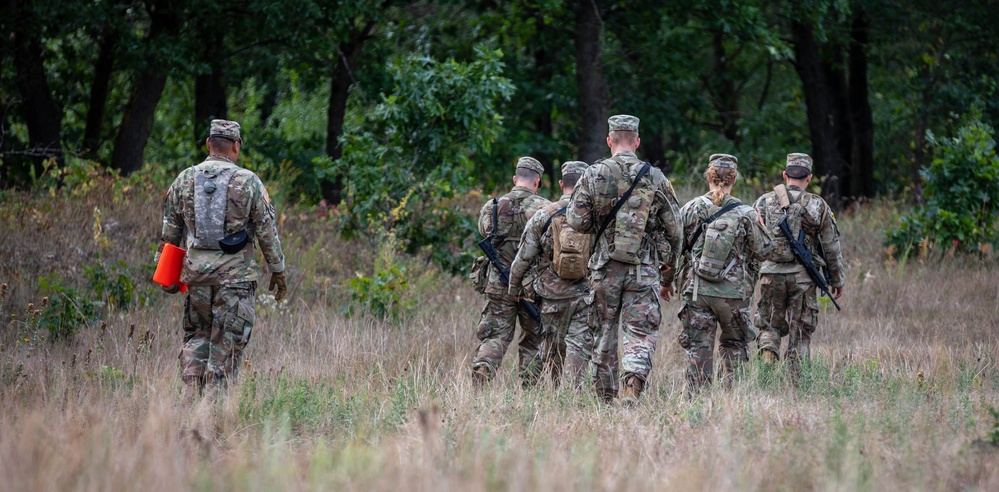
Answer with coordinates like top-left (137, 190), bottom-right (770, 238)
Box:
top-left (477, 186), bottom-right (551, 295)
top-left (677, 193), bottom-right (773, 300)
top-left (508, 194), bottom-right (589, 300)
top-left (754, 184), bottom-right (845, 287)
top-left (156, 156), bottom-right (285, 286)
top-left (566, 150), bottom-right (681, 285)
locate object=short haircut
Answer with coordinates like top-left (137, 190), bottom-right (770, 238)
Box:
top-left (515, 167), bottom-right (541, 181)
top-left (609, 130), bottom-right (638, 146)
top-left (208, 137), bottom-right (237, 153)
top-left (561, 172), bottom-right (582, 189)
top-left (785, 165), bottom-right (811, 179)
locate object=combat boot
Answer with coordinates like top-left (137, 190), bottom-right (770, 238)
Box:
top-left (620, 376), bottom-right (645, 407)
top-left (471, 365), bottom-right (491, 387)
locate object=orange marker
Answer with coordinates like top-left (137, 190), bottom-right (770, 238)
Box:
top-left (153, 243), bottom-right (187, 293)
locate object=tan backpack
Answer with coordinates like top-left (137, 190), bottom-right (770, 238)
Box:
top-left (546, 208), bottom-right (591, 280)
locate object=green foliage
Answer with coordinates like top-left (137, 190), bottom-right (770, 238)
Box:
top-left (327, 45), bottom-right (513, 274)
top-left (344, 267), bottom-right (412, 322)
top-left (986, 407), bottom-right (999, 445)
top-left (36, 258), bottom-right (142, 341)
top-left (886, 114), bottom-right (999, 255)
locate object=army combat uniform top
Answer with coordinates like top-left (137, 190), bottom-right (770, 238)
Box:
top-left (509, 189), bottom-right (592, 385)
top-left (676, 188), bottom-right (772, 392)
top-left (157, 156), bottom-right (285, 284)
top-left (567, 144), bottom-right (681, 400)
top-left (156, 142), bottom-right (285, 392)
top-left (754, 182), bottom-right (845, 364)
top-left (471, 156), bottom-right (551, 385)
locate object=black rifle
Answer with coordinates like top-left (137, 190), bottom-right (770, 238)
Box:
top-left (777, 211), bottom-right (841, 311)
top-left (477, 199), bottom-right (543, 324)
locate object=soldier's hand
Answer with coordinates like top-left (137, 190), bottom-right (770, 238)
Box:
top-left (162, 283), bottom-right (180, 295)
top-left (830, 286), bottom-right (844, 300)
top-left (660, 285), bottom-right (674, 302)
top-left (269, 271), bottom-right (287, 301)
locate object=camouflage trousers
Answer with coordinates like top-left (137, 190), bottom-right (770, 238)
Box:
top-left (181, 282), bottom-right (256, 392)
top-left (678, 294), bottom-right (754, 393)
top-left (590, 260), bottom-right (662, 401)
top-left (472, 292), bottom-right (543, 386)
top-left (755, 272), bottom-right (817, 365)
top-left (538, 295), bottom-right (593, 388)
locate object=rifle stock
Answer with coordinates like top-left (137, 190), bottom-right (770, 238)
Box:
top-left (777, 213), bottom-right (842, 311)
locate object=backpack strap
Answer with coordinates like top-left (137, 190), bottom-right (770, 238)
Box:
top-left (595, 162), bottom-right (651, 241)
top-left (488, 197), bottom-right (499, 243)
top-left (683, 200), bottom-right (742, 255)
top-left (542, 207), bottom-right (567, 237)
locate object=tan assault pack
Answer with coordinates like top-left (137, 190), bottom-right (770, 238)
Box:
top-left (769, 184), bottom-right (807, 263)
top-left (546, 208), bottom-right (591, 280)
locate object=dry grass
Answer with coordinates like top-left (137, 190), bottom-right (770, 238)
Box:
top-left (1, 182), bottom-right (998, 491)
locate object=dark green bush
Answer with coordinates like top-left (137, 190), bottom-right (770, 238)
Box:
top-left (886, 114), bottom-right (999, 256)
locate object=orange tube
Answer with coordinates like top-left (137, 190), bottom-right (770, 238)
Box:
top-left (153, 243), bottom-right (187, 293)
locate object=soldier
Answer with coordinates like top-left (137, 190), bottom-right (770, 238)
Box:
top-left (471, 157), bottom-right (551, 386)
top-left (754, 153), bottom-right (845, 370)
top-left (156, 119), bottom-right (287, 398)
top-left (508, 160), bottom-right (592, 387)
top-left (676, 154), bottom-right (772, 394)
top-left (567, 115), bottom-right (681, 405)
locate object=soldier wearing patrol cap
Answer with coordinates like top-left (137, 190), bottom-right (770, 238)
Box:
top-left (156, 119), bottom-right (287, 399)
top-left (509, 160), bottom-right (593, 387)
top-left (567, 115), bottom-right (682, 405)
top-left (675, 153), bottom-right (772, 395)
top-left (753, 152), bottom-right (846, 372)
top-left (470, 156), bottom-right (551, 386)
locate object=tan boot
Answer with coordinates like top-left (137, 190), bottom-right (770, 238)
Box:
top-left (761, 350), bottom-right (777, 364)
top-left (472, 365), bottom-right (491, 387)
top-left (620, 376), bottom-right (645, 407)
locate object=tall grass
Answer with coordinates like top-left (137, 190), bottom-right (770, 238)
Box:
top-left (1, 183), bottom-right (997, 491)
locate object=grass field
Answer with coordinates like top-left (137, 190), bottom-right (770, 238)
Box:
top-left (1, 178), bottom-right (997, 491)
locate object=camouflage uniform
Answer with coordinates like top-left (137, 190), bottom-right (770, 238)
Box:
top-left (156, 120), bottom-right (285, 393)
top-left (472, 157), bottom-right (551, 385)
top-left (509, 161), bottom-right (592, 387)
top-left (567, 115), bottom-right (682, 401)
top-left (754, 153), bottom-right (845, 367)
top-left (676, 154), bottom-right (773, 393)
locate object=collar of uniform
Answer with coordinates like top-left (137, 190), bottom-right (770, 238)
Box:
top-left (207, 155), bottom-right (234, 164)
top-left (612, 150), bottom-right (638, 160)
top-left (559, 193), bottom-right (572, 201)
top-left (786, 184), bottom-right (804, 191)
top-left (703, 192), bottom-right (740, 205)
top-left (510, 185), bottom-right (536, 194)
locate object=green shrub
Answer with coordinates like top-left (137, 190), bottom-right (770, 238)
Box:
top-left (344, 266), bottom-right (412, 321)
top-left (886, 114), bottom-right (999, 256)
top-left (326, 45), bottom-right (514, 275)
top-left (37, 274), bottom-right (100, 340)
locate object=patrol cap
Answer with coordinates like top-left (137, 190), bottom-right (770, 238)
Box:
top-left (786, 152), bottom-right (813, 178)
top-left (210, 119), bottom-right (242, 143)
top-left (560, 160), bottom-right (588, 177)
top-left (608, 114), bottom-right (639, 133)
top-left (516, 156), bottom-right (544, 176)
top-left (708, 153), bottom-right (738, 169)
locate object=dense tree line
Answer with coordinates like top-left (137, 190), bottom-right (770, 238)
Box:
top-left (1, 0), bottom-right (996, 208)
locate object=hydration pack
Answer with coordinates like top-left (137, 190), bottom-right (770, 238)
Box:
top-left (694, 197), bottom-right (748, 282)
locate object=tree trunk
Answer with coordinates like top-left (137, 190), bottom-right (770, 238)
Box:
top-left (707, 28), bottom-right (741, 147)
top-left (574, 0), bottom-right (608, 164)
top-left (194, 29), bottom-right (228, 146)
top-left (791, 20), bottom-right (843, 207)
top-left (11, 1), bottom-right (62, 175)
top-left (109, 0), bottom-right (183, 175)
top-left (533, 42), bottom-right (557, 192)
top-left (322, 21), bottom-right (376, 205)
top-left (824, 50), bottom-right (853, 198)
top-left (847, 4), bottom-right (874, 199)
top-left (83, 29), bottom-right (118, 157)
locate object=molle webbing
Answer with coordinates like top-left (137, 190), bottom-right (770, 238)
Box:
top-left (192, 165), bottom-right (237, 250)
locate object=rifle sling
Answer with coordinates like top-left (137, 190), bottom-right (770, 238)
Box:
top-left (595, 162), bottom-right (651, 241)
top-left (542, 207), bottom-right (567, 237)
